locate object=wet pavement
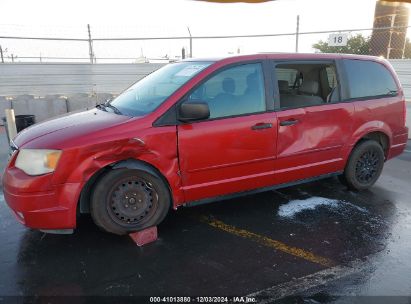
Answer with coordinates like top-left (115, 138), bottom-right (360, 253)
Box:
top-left (0, 126), bottom-right (410, 302)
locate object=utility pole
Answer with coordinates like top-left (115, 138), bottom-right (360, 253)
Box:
top-left (87, 24), bottom-right (95, 64)
top-left (0, 45), bottom-right (4, 63)
top-left (187, 27), bottom-right (193, 58)
top-left (295, 15), bottom-right (300, 53)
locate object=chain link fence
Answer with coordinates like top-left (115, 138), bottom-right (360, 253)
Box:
top-left (0, 24), bottom-right (410, 63)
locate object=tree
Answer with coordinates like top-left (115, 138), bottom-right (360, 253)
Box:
top-left (312, 34), bottom-right (371, 55)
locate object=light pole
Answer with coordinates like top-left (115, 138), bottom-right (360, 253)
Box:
top-left (187, 27), bottom-right (193, 58)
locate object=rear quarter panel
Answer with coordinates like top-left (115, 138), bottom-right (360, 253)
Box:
top-left (349, 96), bottom-right (408, 160)
top-left (350, 97), bottom-right (396, 144)
top-left (342, 58), bottom-right (407, 160)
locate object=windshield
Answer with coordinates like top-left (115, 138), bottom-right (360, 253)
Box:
top-left (108, 61), bottom-right (212, 116)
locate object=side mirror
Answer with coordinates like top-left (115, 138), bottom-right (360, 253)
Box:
top-left (178, 102), bottom-right (210, 122)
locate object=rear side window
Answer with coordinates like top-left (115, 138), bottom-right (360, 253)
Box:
top-left (343, 60), bottom-right (398, 100)
top-left (274, 62), bottom-right (339, 109)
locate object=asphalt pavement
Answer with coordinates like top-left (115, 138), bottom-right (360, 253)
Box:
top-left (0, 127), bottom-right (410, 303)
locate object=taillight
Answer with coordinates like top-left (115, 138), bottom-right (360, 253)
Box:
top-left (403, 99), bottom-right (407, 127)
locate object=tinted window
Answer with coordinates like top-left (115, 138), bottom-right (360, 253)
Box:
top-left (187, 63), bottom-right (266, 119)
top-left (344, 59), bottom-right (398, 99)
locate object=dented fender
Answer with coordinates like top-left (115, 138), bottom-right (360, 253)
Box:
top-left (51, 125), bottom-right (185, 211)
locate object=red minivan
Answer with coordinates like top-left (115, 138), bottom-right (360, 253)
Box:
top-left (2, 53), bottom-right (408, 235)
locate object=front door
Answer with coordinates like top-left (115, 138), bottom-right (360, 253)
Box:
top-left (177, 62), bottom-right (278, 202)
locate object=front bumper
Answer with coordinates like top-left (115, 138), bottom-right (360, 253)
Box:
top-left (2, 167), bottom-right (81, 230)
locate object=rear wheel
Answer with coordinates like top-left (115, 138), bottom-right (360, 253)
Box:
top-left (340, 140), bottom-right (385, 191)
top-left (90, 168), bottom-right (170, 235)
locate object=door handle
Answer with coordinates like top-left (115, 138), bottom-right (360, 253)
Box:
top-left (251, 123), bottom-right (273, 130)
top-left (279, 119), bottom-right (299, 126)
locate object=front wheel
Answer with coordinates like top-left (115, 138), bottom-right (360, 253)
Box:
top-left (340, 140), bottom-right (385, 191)
top-left (90, 168), bottom-right (170, 235)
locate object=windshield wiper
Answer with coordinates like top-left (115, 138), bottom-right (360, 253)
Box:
top-left (104, 102), bottom-right (123, 115)
top-left (96, 104), bottom-right (107, 111)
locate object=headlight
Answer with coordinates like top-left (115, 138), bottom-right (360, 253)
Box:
top-left (15, 149), bottom-right (62, 176)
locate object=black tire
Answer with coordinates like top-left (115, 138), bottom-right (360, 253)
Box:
top-left (90, 168), bottom-right (170, 235)
top-left (341, 140), bottom-right (385, 191)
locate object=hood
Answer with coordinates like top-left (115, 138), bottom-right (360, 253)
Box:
top-left (14, 109), bottom-right (132, 148)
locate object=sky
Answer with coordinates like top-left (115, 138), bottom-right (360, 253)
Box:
top-left (0, 0), bottom-right (409, 62)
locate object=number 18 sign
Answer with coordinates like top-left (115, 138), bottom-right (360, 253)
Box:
top-left (328, 33), bottom-right (348, 47)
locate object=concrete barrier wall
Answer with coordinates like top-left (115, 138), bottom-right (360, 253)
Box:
top-left (0, 93), bottom-right (116, 125)
top-left (12, 95), bottom-right (68, 122)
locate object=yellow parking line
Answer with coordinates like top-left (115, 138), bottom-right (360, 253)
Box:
top-left (199, 215), bottom-right (336, 267)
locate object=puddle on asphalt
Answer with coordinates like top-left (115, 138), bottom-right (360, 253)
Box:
top-left (278, 196), bottom-right (368, 218)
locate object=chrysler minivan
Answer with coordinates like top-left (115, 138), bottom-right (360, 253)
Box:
top-left (2, 53), bottom-right (408, 235)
